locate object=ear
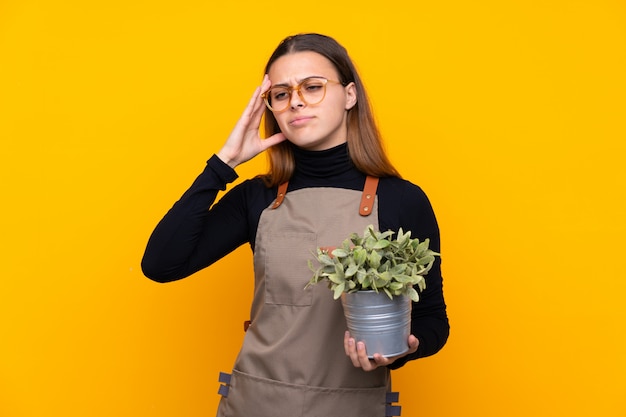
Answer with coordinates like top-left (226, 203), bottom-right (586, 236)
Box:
top-left (344, 82), bottom-right (357, 110)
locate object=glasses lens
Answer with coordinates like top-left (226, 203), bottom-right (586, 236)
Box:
top-left (300, 78), bottom-right (327, 105)
top-left (266, 87), bottom-right (290, 112)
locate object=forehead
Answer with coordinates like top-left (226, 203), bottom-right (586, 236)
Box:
top-left (267, 51), bottom-right (339, 83)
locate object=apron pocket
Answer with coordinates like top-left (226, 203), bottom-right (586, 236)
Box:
top-left (302, 384), bottom-right (388, 417)
top-left (265, 231), bottom-right (316, 306)
top-left (218, 369), bottom-right (388, 417)
top-left (218, 369), bottom-right (305, 417)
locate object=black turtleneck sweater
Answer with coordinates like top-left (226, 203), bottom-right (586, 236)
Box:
top-left (142, 143), bottom-right (449, 367)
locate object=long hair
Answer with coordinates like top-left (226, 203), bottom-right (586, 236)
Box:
top-left (262, 33), bottom-right (400, 187)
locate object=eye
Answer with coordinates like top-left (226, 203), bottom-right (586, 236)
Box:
top-left (303, 80), bottom-right (324, 92)
top-left (271, 88), bottom-right (289, 101)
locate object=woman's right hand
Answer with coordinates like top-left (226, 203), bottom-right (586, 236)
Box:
top-left (216, 74), bottom-right (286, 169)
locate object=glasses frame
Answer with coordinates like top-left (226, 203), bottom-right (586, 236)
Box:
top-left (261, 77), bottom-right (343, 112)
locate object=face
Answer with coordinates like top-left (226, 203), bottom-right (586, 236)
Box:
top-left (266, 51), bottom-right (357, 151)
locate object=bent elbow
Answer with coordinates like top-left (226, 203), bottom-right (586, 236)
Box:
top-left (141, 257), bottom-right (177, 283)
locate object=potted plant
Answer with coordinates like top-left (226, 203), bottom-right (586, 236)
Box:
top-left (306, 225), bottom-right (439, 357)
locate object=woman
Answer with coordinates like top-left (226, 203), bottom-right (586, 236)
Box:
top-left (142, 33), bottom-right (449, 417)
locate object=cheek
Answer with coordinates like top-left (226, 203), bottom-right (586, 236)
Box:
top-left (273, 114), bottom-right (290, 131)
top-left (326, 102), bottom-right (349, 124)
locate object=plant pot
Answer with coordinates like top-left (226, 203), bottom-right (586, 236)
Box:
top-left (341, 290), bottom-right (411, 358)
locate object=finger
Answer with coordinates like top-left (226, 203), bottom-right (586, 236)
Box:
top-left (247, 81), bottom-right (274, 130)
top-left (345, 332), bottom-right (361, 368)
top-left (249, 96), bottom-right (269, 130)
top-left (242, 85), bottom-right (263, 119)
top-left (372, 353), bottom-right (391, 367)
top-left (260, 73), bottom-right (271, 93)
top-left (408, 335), bottom-right (419, 353)
top-left (356, 341), bottom-right (376, 371)
top-left (343, 330), bottom-right (351, 356)
top-left (251, 75), bottom-right (271, 115)
top-left (259, 132), bottom-right (287, 151)
top-left (369, 335), bottom-right (420, 368)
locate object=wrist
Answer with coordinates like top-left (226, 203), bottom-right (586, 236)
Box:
top-left (216, 151), bottom-right (239, 169)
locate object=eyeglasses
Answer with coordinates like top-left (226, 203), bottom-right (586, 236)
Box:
top-left (261, 77), bottom-right (343, 112)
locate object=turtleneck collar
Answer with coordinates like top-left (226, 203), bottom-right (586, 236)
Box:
top-left (291, 142), bottom-right (358, 179)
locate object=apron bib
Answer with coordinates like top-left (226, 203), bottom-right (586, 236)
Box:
top-left (217, 179), bottom-right (401, 417)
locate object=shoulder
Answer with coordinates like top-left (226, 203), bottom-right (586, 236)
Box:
top-left (378, 177), bottom-right (431, 206)
top-left (233, 175), bottom-right (272, 192)
top-left (215, 176), bottom-right (278, 217)
top-left (377, 177), bottom-right (439, 241)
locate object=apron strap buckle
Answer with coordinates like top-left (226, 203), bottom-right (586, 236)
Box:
top-left (217, 372), bottom-right (232, 398)
top-left (386, 391), bottom-right (401, 416)
top-left (359, 176), bottom-right (379, 216)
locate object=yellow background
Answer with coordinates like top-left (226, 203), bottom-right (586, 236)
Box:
top-left (1, 1), bottom-right (625, 416)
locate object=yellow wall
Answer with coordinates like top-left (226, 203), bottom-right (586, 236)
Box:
top-left (1, 1), bottom-right (625, 416)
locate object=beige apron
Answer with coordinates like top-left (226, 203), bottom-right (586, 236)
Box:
top-left (216, 178), bottom-right (401, 417)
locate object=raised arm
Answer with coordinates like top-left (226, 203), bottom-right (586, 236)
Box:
top-left (142, 76), bottom-right (286, 282)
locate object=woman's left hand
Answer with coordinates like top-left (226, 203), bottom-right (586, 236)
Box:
top-left (344, 331), bottom-right (419, 371)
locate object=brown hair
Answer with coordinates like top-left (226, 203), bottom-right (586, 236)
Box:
top-left (262, 33), bottom-right (400, 187)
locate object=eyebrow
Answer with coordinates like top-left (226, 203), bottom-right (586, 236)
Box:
top-left (271, 75), bottom-right (327, 88)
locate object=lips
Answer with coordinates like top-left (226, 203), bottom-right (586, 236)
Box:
top-left (289, 116), bottom-right (314, 126)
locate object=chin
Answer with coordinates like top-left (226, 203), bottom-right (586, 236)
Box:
top-left (286, 136), bottom-right (320, 149)
top-left (287, 136), bottom-right (344, 151)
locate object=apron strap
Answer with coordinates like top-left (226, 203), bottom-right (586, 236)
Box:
top-left (271, 182), bottom-right (289, 209)
top-left (359, 176), bottom-right (379, 216)
top-left (272, 177), bottom-right (379, 215)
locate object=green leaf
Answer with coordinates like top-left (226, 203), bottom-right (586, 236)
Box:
top-left (373, 276), bottom-right (388, 288)
top-left (417, 255), bottom-right (435, 266)
top-left (389, 282), bottom-right (404, 291)
top-left (318, 253), bottom-right (334, 266)
top-left (353, 248), bottom-right (367, 265)
top-left (417, 239), bottom-right (430, 253)
top-left (356, 269), bottom-right (367, 284)
top-left (333, 263), bottom-right (345, 278)
top-left (332, 282), bottom-right (345, 299)
top-left (327, 273), bottom-right (344, 285)
top-left (361, 276), bottom-right (372, 289)
top-left (393, 274), bottom-right (413, 284)
top-left (377, 270), bottom-right (392, 283)
top-left (390, 264), bottom-right (407, 275)
top-left (373, 239), bottom-right (391, 250)
top-left (383, 287), bottom-right (393, 299)
top-left (368, 250), bottom-right (382, 269)
top-left (345, 262), bottom-right (358, 277)
top-left (379, 229), bottom-right (394, 240)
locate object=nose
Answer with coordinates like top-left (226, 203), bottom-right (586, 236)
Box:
top-left (289, 89), bottom-right (305, 109)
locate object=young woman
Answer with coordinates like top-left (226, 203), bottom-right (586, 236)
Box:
top-left (142, 33), bottom-right (449, 417)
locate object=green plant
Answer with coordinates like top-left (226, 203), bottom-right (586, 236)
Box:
top-left (306, 225), bottom-right (439, 302)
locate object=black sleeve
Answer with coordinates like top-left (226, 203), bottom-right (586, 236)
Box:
top-left (379, 180), bottom-right (450, 369)
top-left (141, 155), bottom-right (250, 283)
